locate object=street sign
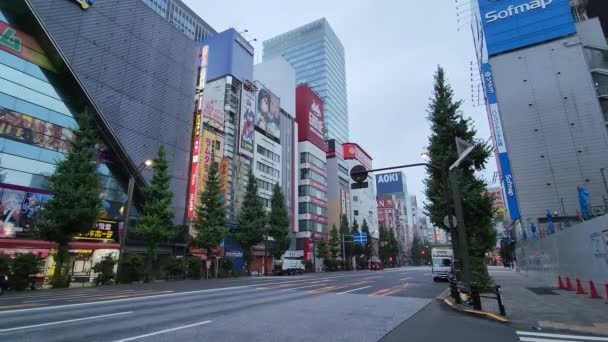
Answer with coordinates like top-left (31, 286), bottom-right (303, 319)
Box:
top-left (350, 165), bottom-right (368, 183)
top-left (443, 215), bottom-right (457, 228)
top-left (450, 137), bottom-right (475, 172)
top-left (353, 232), bottom-right (368, 244)
top-left (351, 182), bottom-right (368, 190)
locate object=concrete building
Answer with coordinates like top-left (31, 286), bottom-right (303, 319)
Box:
top-left (142, 0), bottom-right (215, 42)
top-left (295, 84), bottom-right (329, 263)
top-left (263, 18), bottom-right (349, 143)
top-left (343, 143), bottom-right (378, 237)
top-left (471, 0), bottom-right (608, 238)
top-left (375, 171), bottom-right (411, 261)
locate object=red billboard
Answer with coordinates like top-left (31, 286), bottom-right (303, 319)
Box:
top-left (343, 143), bottom-right (372, 170)
top-left (296, 84), bottom-right (327, 152)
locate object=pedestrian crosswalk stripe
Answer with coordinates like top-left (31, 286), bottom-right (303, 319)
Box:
top-left (517, 330), bottom-right (608, 341)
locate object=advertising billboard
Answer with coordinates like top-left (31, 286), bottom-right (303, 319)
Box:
top-left (296, 85), bottom-right (327, 151)
top-left (0, 187), bottom-right (52, 238)
top-left (481, 62), bottom-right (520, 220)
top-left (187, 112), bottom-right (202, 218)
top-left (255, 84), bottom-right (281, 139)
top-left (197, 130), bottom-right (224, 197)
top-left (343, 143), bottom-right (372, 170)
top-left (239, 87), bottom-right (255, 158)
top-left (375, 172), bottom-right (404, 195)
top-left (0, 22), bottom-right (56, 72)
top-left (0, 107), bottom-right (73, 153)
top-left (201, 78), bottom-right (226, 132)
top-left (478, 0), bottom-right (576, 56)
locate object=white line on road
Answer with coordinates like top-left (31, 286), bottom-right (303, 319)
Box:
top-left (286, 283), bottom-right (329, 290)
top-left (0, 289), bottom-right (137, 301)
top-left (400, 277), bottom-right (413, 281)
top-left (423, 273), bottom-right (432, 276)
top-left (363, 276), bottom-right (383, 280)
top-left (337, 286), bottom-right (372, 295)
top-left (23, 290), bottom-right (156, 303)
top-left (112, 320), bottom-right (212, 342)
top-left (517, 331), bottom-right (608, 341)
top-left (519, 338), bottom-right (579, 342)
top-left (0, 285), bottom-right (252, 315)
top-left (0, 311), bottom-right (133, 332)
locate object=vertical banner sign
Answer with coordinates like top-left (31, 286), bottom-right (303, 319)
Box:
top-left (198, 130), bottom-right (214, 195)
top-left (482, 62), bottom-right (520, 220)
top-left (220, 158), bottom-right (229, 195)
top-left (187, 46), bottom-right (209, 219)
top-left (239, 87), bottom-right (255, 158)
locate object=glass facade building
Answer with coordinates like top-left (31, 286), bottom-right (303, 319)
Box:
top-left (263, 18), bottom-right (349, 143)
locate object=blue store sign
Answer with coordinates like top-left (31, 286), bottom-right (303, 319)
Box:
top-left (478, 0), bottom-right (576, 56)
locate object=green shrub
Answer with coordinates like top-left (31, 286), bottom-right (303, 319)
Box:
top-left (93, 254), bottom-right (117, 285)
top-left (119, 254), bottom-right (145, 283)
top-left (0, 254), bottom-right (10, 275)
top-left (11, 253), bottom-right (39, 291)
top-left (164, 256), bottom-right (186, 280)
top-left (186, 257), bottom-right (202, 280)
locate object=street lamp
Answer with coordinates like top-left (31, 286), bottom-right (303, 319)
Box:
top-left (116, 159), bottom-right (153, 283)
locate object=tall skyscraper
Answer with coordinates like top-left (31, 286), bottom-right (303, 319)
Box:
top-left (263, 18), bottom-right (349, 143)
top-left (142, 0), bottom-right (215, 42)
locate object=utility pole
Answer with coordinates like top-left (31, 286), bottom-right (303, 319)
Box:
top-left (450, 170), bottom-right (472, 284)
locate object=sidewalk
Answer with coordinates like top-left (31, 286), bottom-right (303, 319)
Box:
top-left (486, 266), bottom-right (608, 335)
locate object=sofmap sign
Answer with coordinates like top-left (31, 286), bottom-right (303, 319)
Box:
top-left (482, 62), bottom-right (521, 220)
top-left (375, 172), bottom-right (404, 195)
top-left (479, 0), bottom-right (575, 56)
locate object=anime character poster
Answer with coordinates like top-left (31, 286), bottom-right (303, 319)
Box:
top-left (255, 85), bottom-right (281, 139)
top-left (239, 87), bottom-right (255, 158)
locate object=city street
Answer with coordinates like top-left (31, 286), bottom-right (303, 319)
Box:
top-left (0, 267), bottom-right (503, 341)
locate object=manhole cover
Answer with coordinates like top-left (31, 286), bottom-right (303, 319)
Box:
top-left (527, 287), bottom-right (560, 295)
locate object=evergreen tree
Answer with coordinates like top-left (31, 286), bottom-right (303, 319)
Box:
top-left (424, 66), bottom-right (496, 286)
top-left (134, 145), bottom-right (176, 281)
top-left (361, 219), bottom-right (372, 259)
top-left (236, 171), bottom-right (266, 272)
top-left (37, 109), bottom-right (101, 287)
top-left (388, 229), bottom-right (399, 265)
top-left (378, 225), bottom-right (389, 264)
top-left (194, 161), bottom-right (228, 267)
top-left (351, 219), bottom-right (363, 257)
top-left (316, 238), bottom-right (330, 260)
top-left (411, 235), bottom-right (423, 266)
top-left (329, 225), bottom-right (341, 259)
top-left (339, 214), bottom-right (352, 268)
top-left (268, 183), bottom-right (290, 260)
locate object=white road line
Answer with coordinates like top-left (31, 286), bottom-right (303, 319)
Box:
top-left (112, 320), bottom-right (212, 342)
top-left (286, 283), bottom-right (329, 290)
top-left (519, 338), bottom-right (578, 342)
top-left (363, 276), bottom-right (383, 280)
top-left (0, 285), bottom-right (252, 315)
top-left (423, 273), bottom-right (432, 276)
top-left (23, 290), bottom-right (154, 303)
top-left (0, 289), bottom-right (137, 301)
top-left (400, 277), bottom-right (413, 281)
top-left (337, 286), bottom-right (372, 295)
top-left (0, 311), bottom-right (133, 332)
top-left (518, 331), bottom-right (608, 341)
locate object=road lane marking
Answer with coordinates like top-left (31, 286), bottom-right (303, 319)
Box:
top-left (363, 276), bottom-right (383, 280)
top-left (0, 303), bottom-right (47, 310)
top-left (519, 338), bottom-right (579, 342)
top-left (308, 285), bottom-right (340, 293)
top-left (0, 285), bottom-right (252, 315)
top-left (112, 320), bottom-right (212, 342)
top-left (23, 290), bottom-right (148, 303)
top-left (337, 286), bottom-right (372, 295)
top-left (284, 283), bottom-right (329, 290)
top-left (400, 277), bottom-right (413, 281)
top-left (0, 289), bottom-right (137, 301)
top-left (517, 331), bottom-right (608, 341)
top-left (369, 288), bottom-right (392, 296)
top-left (80, 291), bottom-right (174, 301)
top-left (0, 311), bottom-right (133, 332)
top-left (424, 273), bottom-right (432, 276)
top-left (381, 289), bottom-right (403, 296)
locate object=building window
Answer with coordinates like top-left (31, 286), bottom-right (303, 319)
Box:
top-left (300, 168), bottom-right (326, 184)
top-left (298, 185), bottom-right (327, 201)
top-left (353, 196), bottom-right (358, 202)
top-left (257, 161), bottom-right (279, 178)
top-left (257, 145), bottom-right (280, 162)
top-left (354, 210), bottom-right (359, 216)
top-left (257, 178), bottom-right (273, 191)
top-left (300, 152), bottom-right (325, 169)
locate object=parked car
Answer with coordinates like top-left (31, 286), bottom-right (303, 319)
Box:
top-left (368, 257), bottom-right (383, 271)
top-left (0, 273), bottom-right (8, 295)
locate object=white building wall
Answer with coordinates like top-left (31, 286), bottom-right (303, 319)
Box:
top-left (253, 131), bottom-right (282, 209)
top-left (346, 159), bottom-right (378, 237)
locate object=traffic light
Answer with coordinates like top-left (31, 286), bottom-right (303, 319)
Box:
top-left (421, 250), bottom-right (425, 255)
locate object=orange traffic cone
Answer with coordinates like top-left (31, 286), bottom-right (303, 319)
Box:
top-left (576, 278), bottom-right (586, 294)
top-left (589, 281), bottom-right (601, 299)
top-left (566, 277), bottom-right (574, 291)
top-left (558, 275), bottom-right (565, 289)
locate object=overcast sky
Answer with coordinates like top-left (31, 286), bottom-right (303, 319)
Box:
top-left (184, 0), bottom-right (497, 206)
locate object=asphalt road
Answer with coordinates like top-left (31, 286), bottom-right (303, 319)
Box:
top-left (0, 266), bottom-right (602, 342)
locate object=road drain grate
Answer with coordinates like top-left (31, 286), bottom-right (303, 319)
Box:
top-left (527, 287), bottom-right (560, 295)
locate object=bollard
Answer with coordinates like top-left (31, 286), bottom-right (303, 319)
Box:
top-left (470, 282), bottom-right (482, 311)
top-left (495, 285), bottom-right (507, 316)
top-left (449, 280), bottom-right (462, 305)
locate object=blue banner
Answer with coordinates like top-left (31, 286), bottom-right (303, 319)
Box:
top-left (375, 172), bottom-right (404, 195)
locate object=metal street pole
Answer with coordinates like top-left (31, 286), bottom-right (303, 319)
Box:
top-left (450, 170), bottom-right (472, 284)
top-left (116, 175), bottom-right (135, 284)
top-left (342, 234), bottom-right (345, 269)
top-left (263, 228), bottom-right (268, 276)
top-left (601, 168), bottom-right (608, 198)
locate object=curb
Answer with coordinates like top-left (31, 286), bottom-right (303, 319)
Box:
top-left (443, 297), bottom-right (509, 323)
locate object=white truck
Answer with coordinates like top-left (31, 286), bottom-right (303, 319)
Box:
top-left (431, 246), bottom-right (454, 282)
top-left (273, 250), bottom-right (305, 276)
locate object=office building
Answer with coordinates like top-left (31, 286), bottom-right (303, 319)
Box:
top-left (375, 171), bottom-right (411, 261)
top-left (0, 0), bottom-right (202, 280)
top-left (326, 139), bottom-right (351, 232)
top-left (343, 143), bottom-right (378, 237)
top-left (295, 84), bottom-right (329, 262)
top-left (263, 18), bottom-right (349, 143)
top-left (471, 0), bottom-right (608, 236)
top-left (142, 0), bottom-right (215, 42)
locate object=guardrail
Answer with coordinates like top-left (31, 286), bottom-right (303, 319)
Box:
top-left (449, 279), bottom-right (506, 316)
